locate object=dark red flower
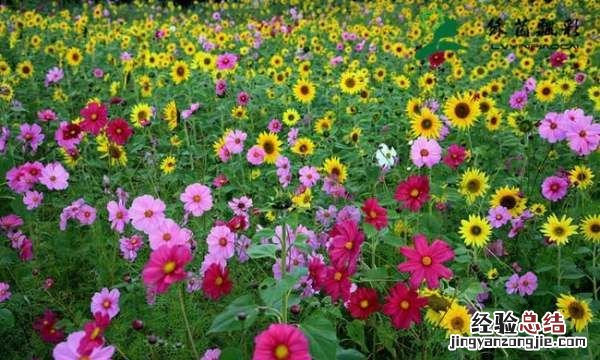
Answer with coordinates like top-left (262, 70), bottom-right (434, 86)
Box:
top-left (202, 263), bottom-right (232, 300)
top-left (307, 255), bottom-right (327, 290)
top-left (382, 282), bottom-right (427, 329)
top-left (394, 175), bottom-right (430, 212)
top-left (549, 51), bottom-right (568, 67)
top-left (106, 118), bottom-right (133, 145)
top-left (33, 309), bottom-right (65, 344)
top-left (361, 197), bottom-right (388, 230)
top-left (347, 287), bottom-right (380, 320)
top-left (428, 51), bottom-right (445, 69)
top-left (227, 215), bottom-right (247, 233)
top-left (442, 144), bottom-right (467, 170)
top-left (78, 312), bottom-right (111, 356)
top-left (322, 264), bottom-right (353, 303)
top-left (79, 102), bottom-right (108, 135)
top-left (62, 123), bottom-right (82, 140)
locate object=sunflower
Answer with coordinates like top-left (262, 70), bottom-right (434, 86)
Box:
top-left (529, 203), bottom-right (546, 217)
top-left (421, 289), bottom-right (455, 325)
top-left (556, 294), bottom-right (593, 332)
top-left (541, 214), bottom-right (578, 246)
top-left (441, 304), bottom-right (471, 335)
top-left (65, 47), bottom-right (83, 66)
top-left (478, 97), bottom-right (495, 115)
top-left (160, 155), bottom-right (177, 174)
top-left (97, 135), bottom-right (127, 167)
top-left (535, 80), bottom-right (557, 103)
top-left (405, 98), bottom-right (423, 119)
top-left (373, 67), bottom-right (386, 82)
top-left (130, 103), bottom-right (153, 128)
top-left (568, 165), bottom-right (594, 190)
top-left (293, 79), bottom-right (316, 104)
top-left (588, 86), bottom-right (600, 102)
top-left (444, 92), bottom-right (480, 130)
top-left (489, 186), bottom-right (526, 217)
top-left (0, 83), bottom-right (13, 102)
top-left (459, 168), bottom-right (490, 203)
top-left (171, 60), bottom-right (190, 84)
top-left (257, 132), bottom-right (282, 164)
top-left (411, 108), bottom-right (442, 139)
top-left (273, 72), bottom-right (286, 85)
top-left (282, 108), bottom-right (301, 126)
top-left (485, 109), bottom-right (502, 131)
top-left (291, 137), bottom-right (315, 156)
top-left (231, 105), bottom-right (247, 120)
top-left (556, 78), bottom-right (576, 97)
top-left (0, 60), bottom-right (11, 76)
top-left (459, 214), bottom-right (491, 248)
top-left (580, 215), bottom-right (600, 243)
top-left (418, 72), bottom-right (436, 92)
top-left (292, 188), bottom-right (312, 209)
top-left (270, 54), bottom-right (284, 68)
top-left (163, 101), bottom-right (178, 130)
top-left (346, 127), bottom-right (362, 145)
top-left (59, 147), bottom-right (80, 168)
top-left (194, 52), bottom-right (215, 72)
top-left (314, 117), bottom-right (333, 136)
top-left (339, 71), bottom-right (362, 95)
top-left (16, 60), bottom-right (34, 79)
top-left (323, 156), bottom-right (347, 183)
top-left (393, 75), bottom-right (410, 89)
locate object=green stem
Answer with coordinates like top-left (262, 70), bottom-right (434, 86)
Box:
top-left (178, 285), bottom-right (199, 359)
top-left (280, 218), bottom-right (288, 323)
top-left (593, 244), bottom-right (598, 301)
top-left (557, 246), bottom-right (562, 287)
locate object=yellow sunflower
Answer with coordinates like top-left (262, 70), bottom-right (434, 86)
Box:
top-left (411, 108), bottom-right (442, 139)
top-left (556, 294), bottom-right (593, 332)
top-left (459, 168), bottom-right (490, 203)
top-left (339, 71), bottom-right (362, 95)
top-left (489, 186), bottom-right (526, 217)
top-left (257, 132), bottom-right (282, 164)
top-left (459, 214), bottom-right (492, 248)
top-left (441, 304), bottom-right (471, 335)
top-left (535, 80), bottom-right (557, 103)
top-left (160, 155), bottom-right (177, 174)
top-left (568, 165), bottom-right (594, 190)
top-left (293, 79), bottom-right (316, 104)
top-left (16, 60), bottom-right (34, 79)
top-left (323, 156), bottom-right (347, 183)
top-left (171, 60), bottom-right (190, 84)
top-left (130, 103), bottom-right (153, 128)
top-left (282, 108), bottom-right (301, 126)
top-left (291, 137), bottom-right (315, 156)
top-left (580, 215), bottom-right (600, 243)
top-left (162, 101), bottom-right (178, 130)
top-left (541, 214), bottom-right (578, 246)
top-left (444, 92), bottom-right (480, 130)
top-left (485, 109), bottom-right (502, 131)
top-left (65, 47), bottom-right (83, 66)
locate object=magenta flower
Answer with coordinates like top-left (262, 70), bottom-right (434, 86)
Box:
top-left (562, 114), bottom-right (600, 156)
top-left (148, 218), bottom-right (192, 250)
top-left (23, 190), bottom-right (43, 210)
top-left (17, 123), bottom-right (44, 152)
top-left (538, 112), bottom-right (566, 143)
top-left (91, 288), bottom-right (120, 319)
top-left (76, 204), bottom-right (97, 225)
top-left (247, 145), bottom-right (266, 165)
top-left (55, 122), bottom-right (83, 150)
top-left (142, 245), bottom-right (192, 294)
top-left (0, 282), bottom-right (10, 302)
top-left (107, 200), bottom-right (128, 233)
top-left (44, 67), bottom-right (64, 87)
top-left (299, 166), bottom-right (320, 188)
top-left (410, 137), bottom-right (441, 168)
top-left (268, 119), bottom-right (282, 133)
top-left (39, 162), bottom-right (69, 190)
top-left (0, 126), bottom-right (9, 154)
top-left (549, 51), bottom-right (568, 67)
top-left (180, 183), bottom-right (213, 217)
top-left (541, 175), bottom-right (569, 202)
top-left (505, 274), bottom-right (520, 295)
top-left (215, 79), bottom-right (227, 96)
top-left (52, 331), bottom-right (114, 360)
top-left (216, 53), bottom-right (238, 70)
top-left (398, 234), bottom-right (455, 289)
top-left (224, 129), bottom-right (247, 154)
top-left (517, 272), bottom-right (538, 296)
top-left (37, 109), bottom-right (57, 122)
top-left (487, 206), bottom-right (511, 228)
top-left (509, 89), bottom-right (528, 110)
top-left (206, 225), bottom-right (235, 260)
top-left (128, 195), bottom-right (166, 233)
top-left (201, 348), bottom-right (221, 360)
top-left (236, 91), bottom-right (250, 106)
top-left (228, 196), bottom-right (253, 215)
top-left (253, 323), bottom-right (311, 360)
top-left (119, 235), bottom-right (144, 261)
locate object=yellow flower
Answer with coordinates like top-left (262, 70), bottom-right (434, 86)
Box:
top-left (459, 168), bottom-right (489, 203)
top-left (163, 101), bottom-right (178, 130)
top-left (65, 47), bottom-right (83, 66)
top-left (535, 80), bottom-right (557, 103)
top-left (130, 103), bottom-right (153, 128)
top-left (541, 214), bottom-right (578, 246)
top-left (292, 188), bottom-right (312, 209)
top-left (282, 108), bottom-right (301, 126)
top-left (580, 215), bottom-right (600, 243)
top-left (160, 156), bottom-right (177, 174)
top-left (256, 132), bottom-right (282, 164)
top-left (441, 304), bottom-right (471, 336)
top-left (291, 137), bottom-right (315, 156)
top-left (568, 165), bottom-right (594, 190)
top-left (322, 156), bottom-right (347, 183)
top-left (293, 79), bottom-right (316, 104)
top-left (16, 60), bottom-right (34, 79)
top-left (171, 60), bottom-right (190, 84)
top-left (529, 203), bottom-right (546, 216)
top-left (556, 294), bottom-right (593, 332)
top-left (489, 186), bottom-right (527, 217)
top-left (411, 107), bottom-right (442, 139)
top-left (443, 92), bottom-right (480, 130)
top-left (459, 214), bottom-right (491, 248)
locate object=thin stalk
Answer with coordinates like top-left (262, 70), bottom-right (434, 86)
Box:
top-left (280, 219), bottom-right (288, 323)
top-left (178, 285), bottom-right (199, 359)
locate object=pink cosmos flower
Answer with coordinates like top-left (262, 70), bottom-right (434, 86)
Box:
top-left (0, 214), bottom-right (23, 232)
top-left (55, 122), bottom-right (84, 150)
top-left (129, 195), bottom-right (166, 233)
top-left (562, 114), bottom-right (600, 156)
top-left (268, 119), bottom-right (282, 133)
top-left (215, 79), bottom-right (227, 96)
top-left (228, 196), bottom-right (253, 215)
top-left (79, 102), bottom-right (108, 135)
top-left (398, 234), bottom-right (454, 289)
top-left (91, 288), bottom-right (120, 319)
top-left (39, 162), bottom-right (69, 190)
top-left (0, 282), bottom-right (10, 302)
top-left (538, 112), bottom-right (566, 143)
top-left (107, 200), bottom-right (128, 233)
top-left (487, 206), bottom-right (511, 228)
top-left (201, 348), bottom-right (221, 360)
top-left (298, 166), bottom-right (320, 188)
top-left (252, 323), bottom-right (311, 360)
top-left (200, 252), bottom-right (228, 274)
top-left (180, 183), bottom-right (213, 217)
top-left (224, 129), bottom-right (247, 154)
top-left (119, 235), bottom-right (144, 261)
top-left (52, 331), bottom-right (115, 360)
top-left (247, 145), bottom-right (266, 165)
top-left (17, 123), bottom-right (44, 152)
top-left (216, 53), bottom-right (238, 70)
top-left (206, 225), bottom-right (235, 260)
top-left (23, 190), bottom-right (43, 210)
top-left (0, 126), bottom-right (9, 154)
top-left (76, 204), bottom-right (97, 226)
top-left (44, 67), bottom-right (63, 87)
top-left (410, 137), bottom-right (441, 168)
top-left (237, 91), bottom-right (250, 106)
top-left (541, 175), bottom-right (569, 202)
top-left (509, 89), bottom-right (528, 110)
top-left (148, 218), bottom-right (192, 250)
top-left (142, 245), bottom-right (192, 294)
top-left (37, 109), bottom-right (57, 122)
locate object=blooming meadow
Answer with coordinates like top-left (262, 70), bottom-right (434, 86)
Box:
top-left (0, 0), bottom-right (599, 359)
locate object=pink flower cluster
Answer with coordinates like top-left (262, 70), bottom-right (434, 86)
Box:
top-left (538, 108), bottom-right (599, 156)
top-left (6, 161), bottom-right (69, 193)
top-left (0, 214), bottom-right (34, 261)
top-left (59, 198), bottom-right (97, 231)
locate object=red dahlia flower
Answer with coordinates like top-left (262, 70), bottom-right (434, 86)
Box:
top-left (394, 175), bottom-right (430, 212)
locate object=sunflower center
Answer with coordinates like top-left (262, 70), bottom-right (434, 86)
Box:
top-left (345, 77), bottom-right (356, 88)
top-left (263, 141), bottom-right (274, 154)
top-left (568, 302), bottom-right (584, 319)
top-left (467, 180), bottom-right (480, 192)
top-left (400, 300), bottom-right (410, 310)
top-left (274, 344), bottom-right (289, 359)
top-left (177, 66), bottom-right (185, 76)
top-left (454, 103), bottom-right (470, 118)
top-left (451, 317), bottom-right (464, 330)
top-left (542, 87), bottom-right (551, 95)
top-left (421, 118), bottom-right (432, 129)
top-left (163, 261), bottom-right (176, 274)
top-left (421, 256), bottom-right (432, 266)
top-left (360, 300), bottom-right (369, 309)
top-left (499, 195), bottom-right (516, 209)
top-left (553, 226), bottom-right (565, 236)
top-left (470, 225), bottom-right (482, 236)
top-left (591, 224), bottom-right (600, 233)
top-left (300, 85), bottom-right (309, 95)
top-left (480, 102), bottom-right (490, 112)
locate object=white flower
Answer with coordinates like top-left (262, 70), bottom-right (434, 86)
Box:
top-left (375, 143), bottom-right (397, 169)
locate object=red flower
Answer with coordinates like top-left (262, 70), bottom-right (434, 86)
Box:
top-left (253, 323), bottom-right (311, 360)
top-left (428, 51), bottom-right (445, 69)
top-left (322, 265), bottom-right (353, 303)
top-left (307, 255), bottom-right (326, 290)
top-left (442, 144), bottom-right (467, 170)
top-left (398, 234), bottom-right (455, 289)
top-left (32, 309), bottom-right (65, 344)
top-left (549, 51), bottom-right (568, 67)
top-left (77, 312), bottom-right (111, 356)
top-left (328, 220), bottom-right (364, 269)
top-left (202, 263), bottom-right (232, 300)
top-left (347, 287), bottom-right (380, 320)
top-left (106, 118), bottom-right (132, 145)
top-left (227, 215), bottom-right (247, 233)
top-left (361, 197), bottom-right (388, 230)
top-left (79, 102), bottom-right (108, 135)
top-left (394, 175), bottom-right (430, 212)
top-left (142, 245), bottom-right (192, 294)
top-left (382, 283), bottom-right (427, 329)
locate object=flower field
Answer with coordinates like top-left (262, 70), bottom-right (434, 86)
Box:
top-left (1, 0), bottom-right (599, 359)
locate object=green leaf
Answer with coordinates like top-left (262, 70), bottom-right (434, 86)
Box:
top-left (220, 347), bottom-right (243, 360)
top-left (207, 295), bottom-right (258, 334)
top-left (346, 320), bottom-right (366, 352)
top-left (252, 228), bottom-right (275, 242)
top-left (0, 308), bottom-right (14, 328)
top-left (260, 267), bottom-right (307, 308)
top-left (336, 347), bottom-right (366, 360)
top-left (247, 244), bottom-right (278, 259)
top-left (301, 313), bottom-right (338, 360)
